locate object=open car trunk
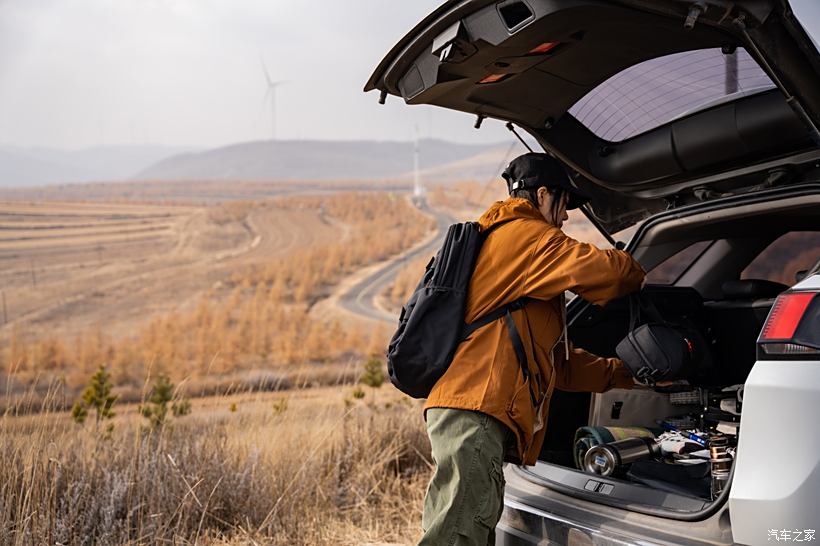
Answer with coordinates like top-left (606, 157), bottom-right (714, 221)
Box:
top-left (533, 287), bottom-right (759, 513)
top-left (525, 185), bottom-right (820, 517)
top-left (366, 0), bottom-right (820, 234)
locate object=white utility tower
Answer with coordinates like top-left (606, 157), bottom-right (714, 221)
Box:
top-left (261, 58), bottom-right (286, 140)
top-left (413, 125), bottom-right (424, 199)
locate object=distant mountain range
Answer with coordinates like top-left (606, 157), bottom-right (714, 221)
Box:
top-left (0, 139), bottom-right (516, 188)
top-left (133, 139), bottom-right (508, 182)
top-left (0, 145), bottom-right (199, 187)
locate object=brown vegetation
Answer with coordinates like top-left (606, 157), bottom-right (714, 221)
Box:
top-left (427, 180), bottom-right (506, 223)
top-left (0, 385), bottom-right (432, 545)
top-left (235, 193), bottom-right (433, 303)
top-left (383, 256), bottom-right (430, 314)
top-left (0, 179), bottom-right (412, 205)
top-left (2, 192), bottom-right (432, 407)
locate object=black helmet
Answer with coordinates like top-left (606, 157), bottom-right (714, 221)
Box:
top-left (502, 153), bottom-right (590, 210)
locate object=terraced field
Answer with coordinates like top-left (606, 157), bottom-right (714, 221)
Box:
top-left (0, 199), bottom-right (340, 341)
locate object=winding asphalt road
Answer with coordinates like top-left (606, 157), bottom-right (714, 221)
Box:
top-left (338, 201), bottom-right (455, 324)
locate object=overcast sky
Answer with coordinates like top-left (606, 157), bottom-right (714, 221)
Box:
top-left (0, 0), bottom-right (511, 151)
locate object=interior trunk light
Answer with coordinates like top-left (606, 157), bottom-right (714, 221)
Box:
top-left (528, 41), bottom-right (560, 55)
top-left (477, 73), bottom-right (510, 84)
top-left (759, 292), bottom-right (816, 340)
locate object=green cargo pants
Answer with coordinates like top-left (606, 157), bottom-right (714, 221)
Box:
top-left (419, 408), bottom-right (512, 546)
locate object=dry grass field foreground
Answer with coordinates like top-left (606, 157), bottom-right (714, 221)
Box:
top-left (1, 191), bottom-right (434, 409)
top-left (0, 183), bottom-right (452, 546)
top-left (1, 384), bottom-right (432, 546)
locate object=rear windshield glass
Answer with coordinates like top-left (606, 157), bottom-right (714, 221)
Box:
top-left (743, 231), bottom-right (820, 286)
top-left (646, 240), bottom-right (712, 285)
top-left (568, 48), bottom-right (775, 142)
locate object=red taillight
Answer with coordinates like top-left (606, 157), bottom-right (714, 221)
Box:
top-left (528, 41), bottom-right (560, 55)
top-left (760, 293), bottom-right (816, 341)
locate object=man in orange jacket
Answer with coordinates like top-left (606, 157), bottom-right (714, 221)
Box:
top-left (419, 153), bottom-right (646, 546)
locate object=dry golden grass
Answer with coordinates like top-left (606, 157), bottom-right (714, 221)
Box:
top-left (0, 188), bottom-right (442, 544)
top-left (0, 383), bottom-right (432, 545)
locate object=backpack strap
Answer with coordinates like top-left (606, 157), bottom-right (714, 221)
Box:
top-left (461, 297), bottom-right (530, 339)
top-left (503, 307), bottom-right (542, 407)
top-left (628, 292), bottom-right (668, 330)
top-left (461, 298), bottom-right (541, 407)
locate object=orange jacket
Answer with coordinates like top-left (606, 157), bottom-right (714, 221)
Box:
top-left (424, 198), bottom-right (645, 465)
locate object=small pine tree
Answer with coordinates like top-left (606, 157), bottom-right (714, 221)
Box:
top-left (359, 355), bottom-right (385, 405)
top-left (360, 356), bottom-right (385, 389)
top-left (140, 374), bottom-right (190, 428)
top-left (172, 397), bottom-right (192, 418)
top-left (71, 401), bottom-right (88, 424)
top-left (72, 365), bottom-right (117, 427)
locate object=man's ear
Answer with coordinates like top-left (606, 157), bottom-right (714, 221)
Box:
top-left (536, 187), bottom-right (547, 207)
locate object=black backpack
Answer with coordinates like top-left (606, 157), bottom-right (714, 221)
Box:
top-left (386, 222), bottom-right (534, 400)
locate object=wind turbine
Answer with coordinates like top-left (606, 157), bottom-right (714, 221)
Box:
top-left (260, 58), bottom-right (286, 141)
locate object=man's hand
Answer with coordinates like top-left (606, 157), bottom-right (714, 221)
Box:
top-left (632, 377), bottom-right (650, 388)
top-left (632, 377), bottom-right (676, 388)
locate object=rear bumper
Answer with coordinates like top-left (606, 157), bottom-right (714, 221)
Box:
top-left (497, 497), bottom-right (640, 546)
top-left (498, 465), bottom-right (732, 546)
